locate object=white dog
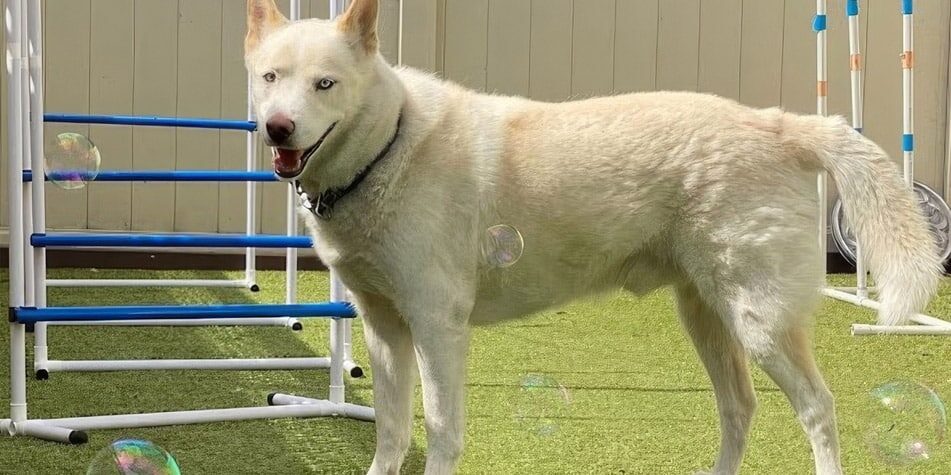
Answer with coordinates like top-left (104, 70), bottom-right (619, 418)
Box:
top-left (244, 1), bottom-right (941, 473)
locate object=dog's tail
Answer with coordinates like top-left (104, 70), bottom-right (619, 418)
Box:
top-left (787, 114), bottom-right (942, 325)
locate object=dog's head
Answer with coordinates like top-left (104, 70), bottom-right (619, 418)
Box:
top-left (244, 0), bottom-right (380, 180)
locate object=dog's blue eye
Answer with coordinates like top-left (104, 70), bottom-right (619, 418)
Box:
top-left (316, 78), bottom-right (336, 91)
top-left (263, 72), bottom-right (277, 83)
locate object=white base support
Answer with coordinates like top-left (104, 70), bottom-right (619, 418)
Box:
top-left (38, 357), bottom-right (333, 373)
top-left (46, 279), bottom-right (253, 289)
top-left (45, 317), bottom-right (303, 330)
top-left (823, 288), bottom-right (951, 336)
top-left (852, 324), bottom-right (951, 336)
top-left (2, 395), bottom-right (374, 444)
top-left (343, 358), bottom-right (365, 378)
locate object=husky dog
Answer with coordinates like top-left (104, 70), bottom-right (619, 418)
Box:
top-left (244, 1), bottom-right (941, 473)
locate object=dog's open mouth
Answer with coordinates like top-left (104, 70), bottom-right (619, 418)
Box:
top-left (272, 122), bottom-right (337, 179)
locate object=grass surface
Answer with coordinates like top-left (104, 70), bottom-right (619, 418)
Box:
top-left (1, 269), bottom-right (951, 474)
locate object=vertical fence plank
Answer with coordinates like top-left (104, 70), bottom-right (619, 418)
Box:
top-left (571, 0), bottom-right (616, 98)
top-left (656, 0), bottom-right (700, 92)
top-left (45, 0), bottom-right (91, 230)
top-left (529, 0), bottom-right (572, 101)
top-left (487, 0), bottom-right (530, 96)
top-left (88, 0), bottom-right (134, 231)
top-left (614, 0), bottom-right (658, 94)
top-left (175, 0), bottom-right (222, 233)
top-left (698, 0), bottom-right (742, 100)
top-left (443, 0), bottom-right (488, 90)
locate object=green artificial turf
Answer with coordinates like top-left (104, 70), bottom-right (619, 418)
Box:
top-left (1, 269), bottom-right (950, 474)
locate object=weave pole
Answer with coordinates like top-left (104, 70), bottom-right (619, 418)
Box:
top-left (816, 0), bottom-right (829, 272)
top-left (846, 0), bottom-right (869, 298)
top-left (901, 0), bottom-right (915, 185)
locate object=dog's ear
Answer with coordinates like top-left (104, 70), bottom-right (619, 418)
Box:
top-left (245, 0), bottom-right (289, 55)
top-left (337, 0), bottom-right (379, 54)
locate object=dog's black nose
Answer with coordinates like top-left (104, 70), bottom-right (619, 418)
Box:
top-left (266, 114), bottom-right (296, 144)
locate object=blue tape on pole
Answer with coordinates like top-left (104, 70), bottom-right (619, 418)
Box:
top-left (12, 303), bottom-right (356, 323)
top-left (23, 170), bottom-right (279, 183)
top-left (31, 233), bottom-right (313, 249)
top-left (847, 0), bottom-right (859, 16)
top-left (813, 14), bottom-right (827, 32)
top-left (44, 113), bottom-right (257, 132)
top-left (902, 0), bottom-right (913, 14)
top-left (903, 134), bottom-right (914, 152)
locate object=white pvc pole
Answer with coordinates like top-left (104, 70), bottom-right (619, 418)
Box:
top-left (327, 0), bottom-right (349, 403)
top-left (817, 0), bottom-right (829, 276)
top-left (46, 317), bottom-right (301, 329)
top-left (6, 0), bottom-right (28, 425)
top-left (27, 0), bottom-right (49, 375)
top-left (902, 2), bottom-right (915, 185)
top-left (42, 357), bottom-right (332, 373)
top-left (245, 77), bottom-right (259, 291)
top-left (20, 0), bottom-right (33, 311)
top-left (286, 0), bottom-right (301, 306)
top-left (47, 278), bottom-right (251, 288)
top-left (26, 401), bottom-right (375, 431)
top-left (847, 1), bottom-right (868, 298)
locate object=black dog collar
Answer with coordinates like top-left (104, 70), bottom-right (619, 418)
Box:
top-left (295, 113), bottom-right (402, 220)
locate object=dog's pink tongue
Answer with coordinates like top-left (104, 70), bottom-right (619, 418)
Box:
top-left (273, 149), bottom-right (304, 175)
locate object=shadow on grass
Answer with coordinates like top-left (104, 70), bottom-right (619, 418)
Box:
top-left (0, 268), bottom-right (426, 474)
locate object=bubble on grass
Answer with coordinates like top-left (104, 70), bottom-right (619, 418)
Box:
top-left (865, 381), bottom-right (947, 466)
top-left (481, 224), bottom-right (524, 268)
top-left (45, 132), bottom-right (101, 189)
top-left (514, 373), bottom-right (571, 437)
top-left (86, 438), bottom-right (181, 475)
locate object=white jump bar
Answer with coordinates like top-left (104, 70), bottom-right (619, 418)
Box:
top-left (45, 317), bottom-right (302, 329)
top-left (42, 357), bottom-right (331, 373)
top-left (46, 279), bottom-right (252, 288)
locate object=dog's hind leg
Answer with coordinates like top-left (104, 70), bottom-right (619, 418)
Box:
top-left (753, 325), bottom-right (842, 475)
top-left (357, 294), bottom-right (418, 475)
top-left (675, 284), bottom-right (756, 475)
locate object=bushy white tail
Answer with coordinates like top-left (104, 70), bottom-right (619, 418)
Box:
top-left (790, 115), bottom-right (942, 325)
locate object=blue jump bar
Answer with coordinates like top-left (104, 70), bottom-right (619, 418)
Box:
top-left (12, 303), bottom-right (355, 324)
top-left (31, 233), bottom-right (313, 249)
top-left (23, 170), bottom-right (279, 183)
top-left (44, 114), bottom-right (257, 132)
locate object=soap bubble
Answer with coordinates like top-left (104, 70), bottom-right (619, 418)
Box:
top-left (482, 224), bottom-right (524, 268)
top-left (514, 373), bottom-right (572, 437)
top-left (45, 132), bottom-right (101, 189)
top-left (865, 381), bottom-right (947, 466)
top-left (86, 438), bottom-right (181, 475)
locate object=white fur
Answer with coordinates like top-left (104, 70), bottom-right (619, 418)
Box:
top-left (245, 2), bottom-right (941, 473)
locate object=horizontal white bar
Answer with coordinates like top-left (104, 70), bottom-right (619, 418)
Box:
top-left (269, 393), bottom-right (374, 421)
top-left (27, 400), bottom-right (375, 432)
top-left (46, 317), bottom-right (301, 328)
top-left (831, 286), bottom-right (879, 293)
top-left (42, 357), bottom-right (331, 372)
top-left (851, 324), bottom-right (951, 336)
top-left (46, 279), bottom-right (250, 288)
top-left (11, 421), bottom-right (85, 444)
top-left (822, 288), bottom-right (951, 328)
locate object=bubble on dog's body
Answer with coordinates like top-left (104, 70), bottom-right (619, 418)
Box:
top-left (482, 225), bottom-right (524, 268)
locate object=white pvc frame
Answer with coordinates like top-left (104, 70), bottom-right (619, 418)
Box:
top-left (2, 0), bottom-right (372, 444)
top-left (818, 0), bottom-right (951, 336)
top-left (24, 2), bottom-right (366, 376)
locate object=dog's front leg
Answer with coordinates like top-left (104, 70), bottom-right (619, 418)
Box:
top-left (359, 294), bottom-right (418, 475)
top-left (408, 310), bottom-right (471, 475)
